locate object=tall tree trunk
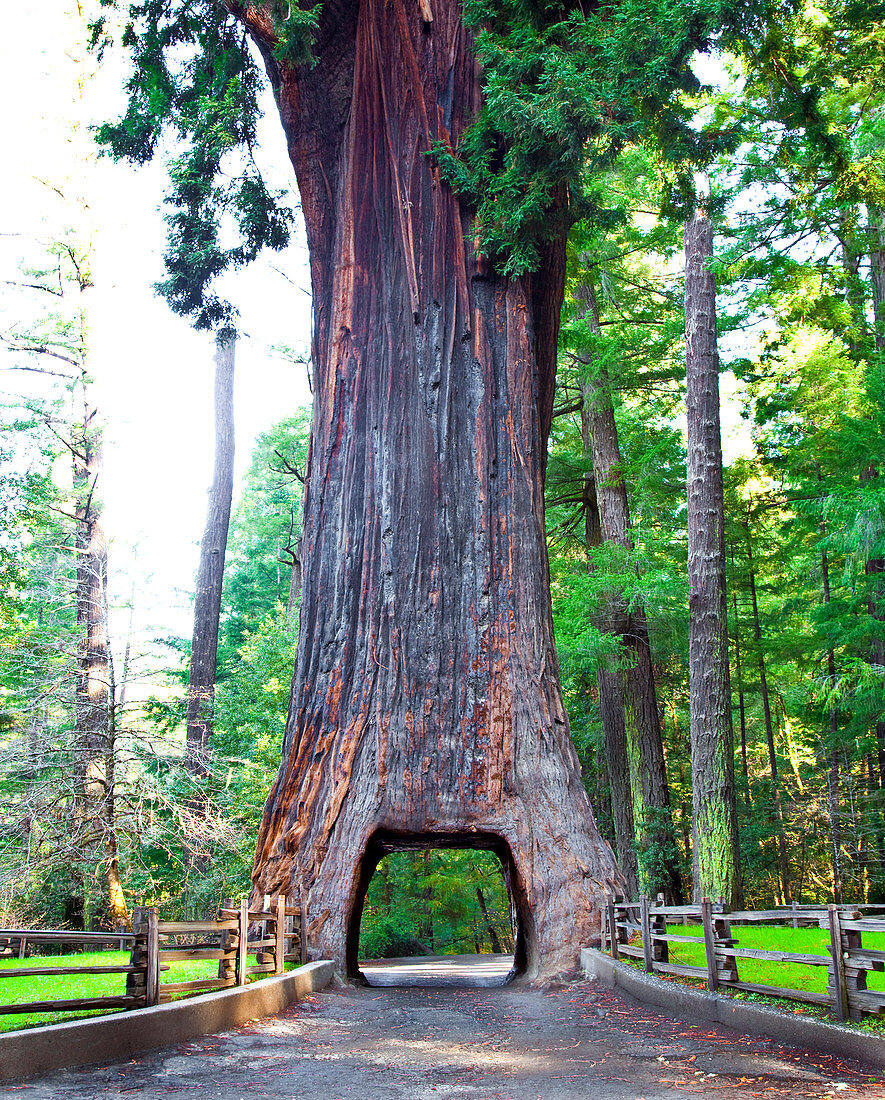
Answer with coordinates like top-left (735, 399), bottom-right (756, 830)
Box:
top-left (73, 415), bottom-right (111, 927)
top-left (868, 204), bottom-right (885, 351)
top-left (576, 280), bottom-right (683, 903)
top-left (475, 886), bottom-right (502, 953)
top-left (72, 294), bottom-right (128, 929)
top-left (582, 458), bottom-right (639, 898)
top-left (821, 540), bottom-right (843, 903)
top-left (729, 575), bottom-right (750, 804)
top-left (185, 334), bottom-right (236, 866)
top-left (745, 527), bottom-right (790, 903)
top-left (684, 180), bottom-right (741, 907)
top-left (238, 0), bottom-right (622, 978)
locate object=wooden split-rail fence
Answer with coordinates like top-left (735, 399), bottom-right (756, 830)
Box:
top-left (0, 894), bottom-right (305, 1019)
top-left (602, 896), bottom-right (885, 1022)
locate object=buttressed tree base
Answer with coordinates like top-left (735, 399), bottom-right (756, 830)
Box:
top-left (231, 0), bottom-right (624, 978)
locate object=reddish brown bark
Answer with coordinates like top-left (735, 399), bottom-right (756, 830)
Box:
top-left (234, 0), bottom-right (622, 978)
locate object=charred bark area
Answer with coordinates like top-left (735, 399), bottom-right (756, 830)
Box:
top-left (239, 0), bottom-right (622, 977)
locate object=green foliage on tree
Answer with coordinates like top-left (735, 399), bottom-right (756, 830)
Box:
top-left (94, 0), bottom-right (298, 330)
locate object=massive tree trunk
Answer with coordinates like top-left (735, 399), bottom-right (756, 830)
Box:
top-left (185, 334), bottom-right (236, 865)
top-left (235, 0), bottom-right (622, 978)
top-left (684, 181), bottom-right (741, 907)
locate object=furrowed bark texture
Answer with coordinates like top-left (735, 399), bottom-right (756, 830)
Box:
top-left (684, 194), bottom-right (740, 907)
top-left (238, 0), bottom-right (622, 977)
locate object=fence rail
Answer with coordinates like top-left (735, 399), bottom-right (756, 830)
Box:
top-left (0, 893), bottom-right (304, 1020)
top-left (601, 896), bottom-right (885, 1022)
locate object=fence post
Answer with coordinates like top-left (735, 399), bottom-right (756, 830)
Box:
top-left (640, 895), bottom-right (654, 973)
top-left (218, 898), bottom-right (234, 982)
top-left (237, 898), bottom-right (249, 986)
top-left (701, 897), bottom-right (718, 992)
top-left (606, 898), bottom-right (619, 960)
top-left (127, 906), bottom-right (146, 1004)
top-left (145, 907), bottom-right (160, 1007)
top-left (275, 894), bottom-right (286, 975)
top-left (828, 904), bottom-right (849, 1022)
top-left (300, 899), bottom-right (309, 964)
top-left (650, 897), bottom-right (669, 965)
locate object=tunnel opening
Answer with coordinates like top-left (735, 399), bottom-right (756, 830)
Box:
top-left (347, 831), bottom-right (529, 987)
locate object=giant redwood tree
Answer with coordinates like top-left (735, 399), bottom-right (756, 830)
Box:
top-left (104, 0), bottom-right (740, 976)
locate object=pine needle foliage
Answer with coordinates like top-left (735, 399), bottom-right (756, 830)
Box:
top-left (100, 0), bottom-right (762, 307)
top-left (434, 0), bottom-right (750, 274)
top-left (93, 0), bottom-right (313, 330)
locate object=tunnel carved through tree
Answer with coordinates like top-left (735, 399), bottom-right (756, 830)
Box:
top-left (235, 0), bottom-right (625, 979)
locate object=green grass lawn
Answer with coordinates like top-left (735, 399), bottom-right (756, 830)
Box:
top-left (655, 922), bottom-right (885, 997)
top-left (0, 951), bottom-right (293, 1033)
top-left (618, 921), bottom-right (885, 1029)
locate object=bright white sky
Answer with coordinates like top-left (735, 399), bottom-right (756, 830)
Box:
top-left (0, 1), bottom-right (313, 669)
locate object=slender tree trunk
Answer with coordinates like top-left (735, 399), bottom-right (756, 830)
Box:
top-left (745, 529), bottom-right (790, 902)
top-left (582, 459), bottom-right (639, 898)
top-left (729, 576), bottom-right (750, 803)
top-left (684, 180), bottom-right (741, 906)
top-left (73, 419), bottom-right (111, 927)
top-left (237, 0), bottom-right (622, 979)
top-left (575, 280), bottom-right (682, 902)
top-left (71, 297), bottom-right (128, 928)
top-left (821, 540), bottom-right (843, 903)
top-left (475, 887), bottom-right (502, 953)
top-left (869, 204), bottom-right (885, 351)
top-left (185, 334), bottom-right (236, 863)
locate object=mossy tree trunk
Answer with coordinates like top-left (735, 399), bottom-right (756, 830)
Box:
top-left (684, 184), bottom-right (741, 907)
top-left (231, 0), bottom-right (623, 978)
top-left (576, 280), bottom-right (683, 903)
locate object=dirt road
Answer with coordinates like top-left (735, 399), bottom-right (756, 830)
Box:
top-left (9, 976), bottom-right (885, 1100)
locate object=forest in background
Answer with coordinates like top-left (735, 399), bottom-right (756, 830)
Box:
top-left (0, 0), bottom-right (884, 954)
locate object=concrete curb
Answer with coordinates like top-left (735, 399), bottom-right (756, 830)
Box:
top-left (0, 959), bottom-right (334, 1081)
top-left (582, 947), bottom-right (885, 1068)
